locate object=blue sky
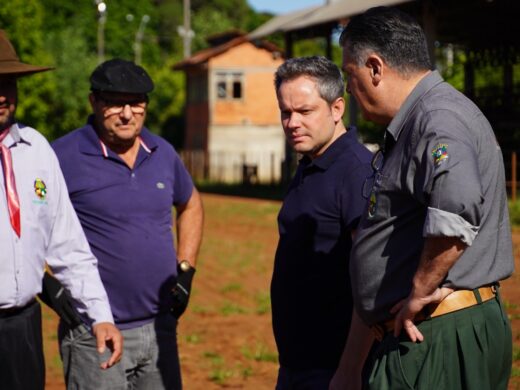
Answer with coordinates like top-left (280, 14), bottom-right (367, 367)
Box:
top-left (248, 0), bottom-right (324, 15)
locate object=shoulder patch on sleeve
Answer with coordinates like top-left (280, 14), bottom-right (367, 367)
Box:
top-left (431, 143), bottom-right (448, 166)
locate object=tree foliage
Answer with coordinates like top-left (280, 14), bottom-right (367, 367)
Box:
top-left (0, 0), bottom-right (55, 139)
top-left (0, 0), bottom-right (263, 146)
top-left (3, 1), bottom-right (512, 150)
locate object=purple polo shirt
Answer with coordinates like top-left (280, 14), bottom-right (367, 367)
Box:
top-left (52, 118), bottom-right (193, 329)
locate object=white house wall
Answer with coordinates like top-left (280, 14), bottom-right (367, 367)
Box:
top-left (208, 124), bottom-right (286, 183)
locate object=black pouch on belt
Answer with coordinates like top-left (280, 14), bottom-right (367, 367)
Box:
top-left (39, 271), bottom-right (84, 329)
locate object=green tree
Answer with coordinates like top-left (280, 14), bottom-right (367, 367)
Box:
top-left (45, 27), bottom-right (97, 139)
top-left (0, 0), bottom-right (56, 139)
top-left (147, 60), bottom-right (186, 147)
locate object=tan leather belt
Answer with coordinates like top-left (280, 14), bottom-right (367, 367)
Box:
top-left (371, 286), bottom-right (496, 341)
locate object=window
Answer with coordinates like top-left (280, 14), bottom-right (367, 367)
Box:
top-left (232, 81), bottom-right (242, 99)
top-left (217, 81), bottom-right (227, 98)
top-left (215, 72), bottom-right (244, 100)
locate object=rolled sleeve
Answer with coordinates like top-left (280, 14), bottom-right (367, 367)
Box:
top-left (417, 110), bottom-right (484, 235)
top-left (423, 207), bottom-right (479, 245)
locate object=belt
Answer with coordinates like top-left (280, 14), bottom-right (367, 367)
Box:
top-left (371, 286), bottom-right (497, 341)
top-left (0, 299), bottom-right (37, 318)
top-left (71, 323), bottom-right (90, 337)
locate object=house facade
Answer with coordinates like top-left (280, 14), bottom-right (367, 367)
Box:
top-left (174, 33), bottom-right (285, 183)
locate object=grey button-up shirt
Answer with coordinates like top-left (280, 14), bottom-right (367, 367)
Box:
top-left (350, 71), bottom-right (514, 326)
top-left (0, 123), bottom-right (113, 325)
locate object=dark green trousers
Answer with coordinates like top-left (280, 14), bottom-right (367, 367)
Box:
top-left (368, 293), bottom-right (512, 390)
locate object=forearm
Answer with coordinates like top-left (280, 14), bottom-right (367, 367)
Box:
top-left (175, 188), bottom-right (204, 266)
top-left (330, 309), bottom-right (374, 390)
top-left (339, 309), bottom-right (374, 373)
top-left (411, 236), bottom-right (466, 300)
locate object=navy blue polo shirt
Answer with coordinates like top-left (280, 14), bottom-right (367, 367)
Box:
top-left (271, 128), bottom-right (372, 369)
top-left (52, 118), bottom-right (193, 329)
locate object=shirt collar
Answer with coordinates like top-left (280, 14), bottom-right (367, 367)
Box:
top-left (1, 122), bottom-right (31, 147)
top-left (79, 115), bottom-right (158, 157)
top-left (386, 70), bottom-right (444, 143)
top-left (302, 127), bottom-right (359, 171)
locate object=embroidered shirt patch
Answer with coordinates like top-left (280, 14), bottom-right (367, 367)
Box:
top-left (34, 178), bottom-right (47, 200)
top-left (431, 143), bottom-right (448, 166)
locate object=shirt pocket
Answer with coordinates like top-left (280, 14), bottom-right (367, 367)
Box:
top-left (366, 172), bottom-right (392, 222)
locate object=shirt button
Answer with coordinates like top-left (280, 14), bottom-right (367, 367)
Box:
top-left (131, 173), bottom-right (136, 178)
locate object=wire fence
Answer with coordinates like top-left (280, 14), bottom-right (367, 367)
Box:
top-left (181, 149), bottom-right (520, 200)
top-left (179, 149), bottom-right (284, 185)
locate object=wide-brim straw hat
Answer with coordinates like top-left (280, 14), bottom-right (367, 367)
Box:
top-left (0, 29), bottom-right (53, 76)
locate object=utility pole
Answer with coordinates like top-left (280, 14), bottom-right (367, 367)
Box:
top-left (135, 15), bottom-right (150, 65)
top-left (177, 0), bottom-right (194, 58)
top-left (95, 0), bottom-right (107, 64)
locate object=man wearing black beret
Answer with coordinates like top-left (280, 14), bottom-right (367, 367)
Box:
top-left (52, 58), bottom-right (204, 389)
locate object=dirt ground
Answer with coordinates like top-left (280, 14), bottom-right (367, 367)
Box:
top-left (42, 194), bottom-right (520, 389)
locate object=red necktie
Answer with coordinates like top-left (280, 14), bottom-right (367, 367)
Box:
top-left (0, 128), bottom-right (21, 237)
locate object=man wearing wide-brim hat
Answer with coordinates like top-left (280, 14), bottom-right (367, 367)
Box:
top-left (0, 29), bottom-right (122, 390)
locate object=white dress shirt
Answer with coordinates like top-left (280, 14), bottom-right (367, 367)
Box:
top-left (0, 123), bottom-right (113, 325)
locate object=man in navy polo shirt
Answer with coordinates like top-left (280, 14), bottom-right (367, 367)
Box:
top-left (271, 56), bottom-right (372, 389)
top-left (52, 59), bottom-right (204, 390)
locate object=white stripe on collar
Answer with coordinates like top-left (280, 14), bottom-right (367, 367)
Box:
top-left (98, 136), bottom-right (151, 157)
top-left (139, 136), bottom-right (152, 153)
top-left (99, 139), bottom-right (109, 157)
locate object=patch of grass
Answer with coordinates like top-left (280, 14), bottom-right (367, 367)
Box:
top-left (203, 351), bottom-right (224, 365)
top-left (185, 333), bottom-right (202, 344)
top-left (241, 366), bottom-right (253, 379)
top-left (509, 200), bottom-right (520, 226)
top-left (504, 300), bottom-right (519, 310)
top-left (511, 366), bottom-right (520, 378)
top-left (220, 301), bottom-right (248, 316)
top-left (209, 368), bottom-right (234, 384)
top-left (241, 343), bottom-right (278, 363)
top-left (203, 351), bottom-right (236, 385)
top-left (198, 182), bottom-right (286, 201)
top-left (513, 345), bottom-right (520, 362)
top-left (220, 282), bottom-right (243, 294)
top-left (191, 304), bottom-right (212, 314)
top-left (255, 291), bottom-right (271, 315)
top-left (201, 193), bottom-right (280, 228)
top-left (51, 355), bottom-right (63, 371)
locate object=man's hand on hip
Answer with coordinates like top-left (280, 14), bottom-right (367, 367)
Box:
top-left (390, 286), bottom-right (454, 342)
top-left (92, 322), bottom-right (123, 369)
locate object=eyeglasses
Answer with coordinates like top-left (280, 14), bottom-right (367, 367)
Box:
top-left (97, 96), bottom-right (148, 117)
top-left (362, 149), bottom-right (384, 199)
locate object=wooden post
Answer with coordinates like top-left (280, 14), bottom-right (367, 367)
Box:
top-left (512, 152), bottom-right (517, 202)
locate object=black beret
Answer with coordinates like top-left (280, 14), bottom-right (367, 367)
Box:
top-left (90, 58), bottom-right (154, 94)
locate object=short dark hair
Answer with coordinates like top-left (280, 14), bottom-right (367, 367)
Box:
top-left (274, 56), bottom-right (344, 104)
top-left (339, 7), bottom-right (431, 76)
